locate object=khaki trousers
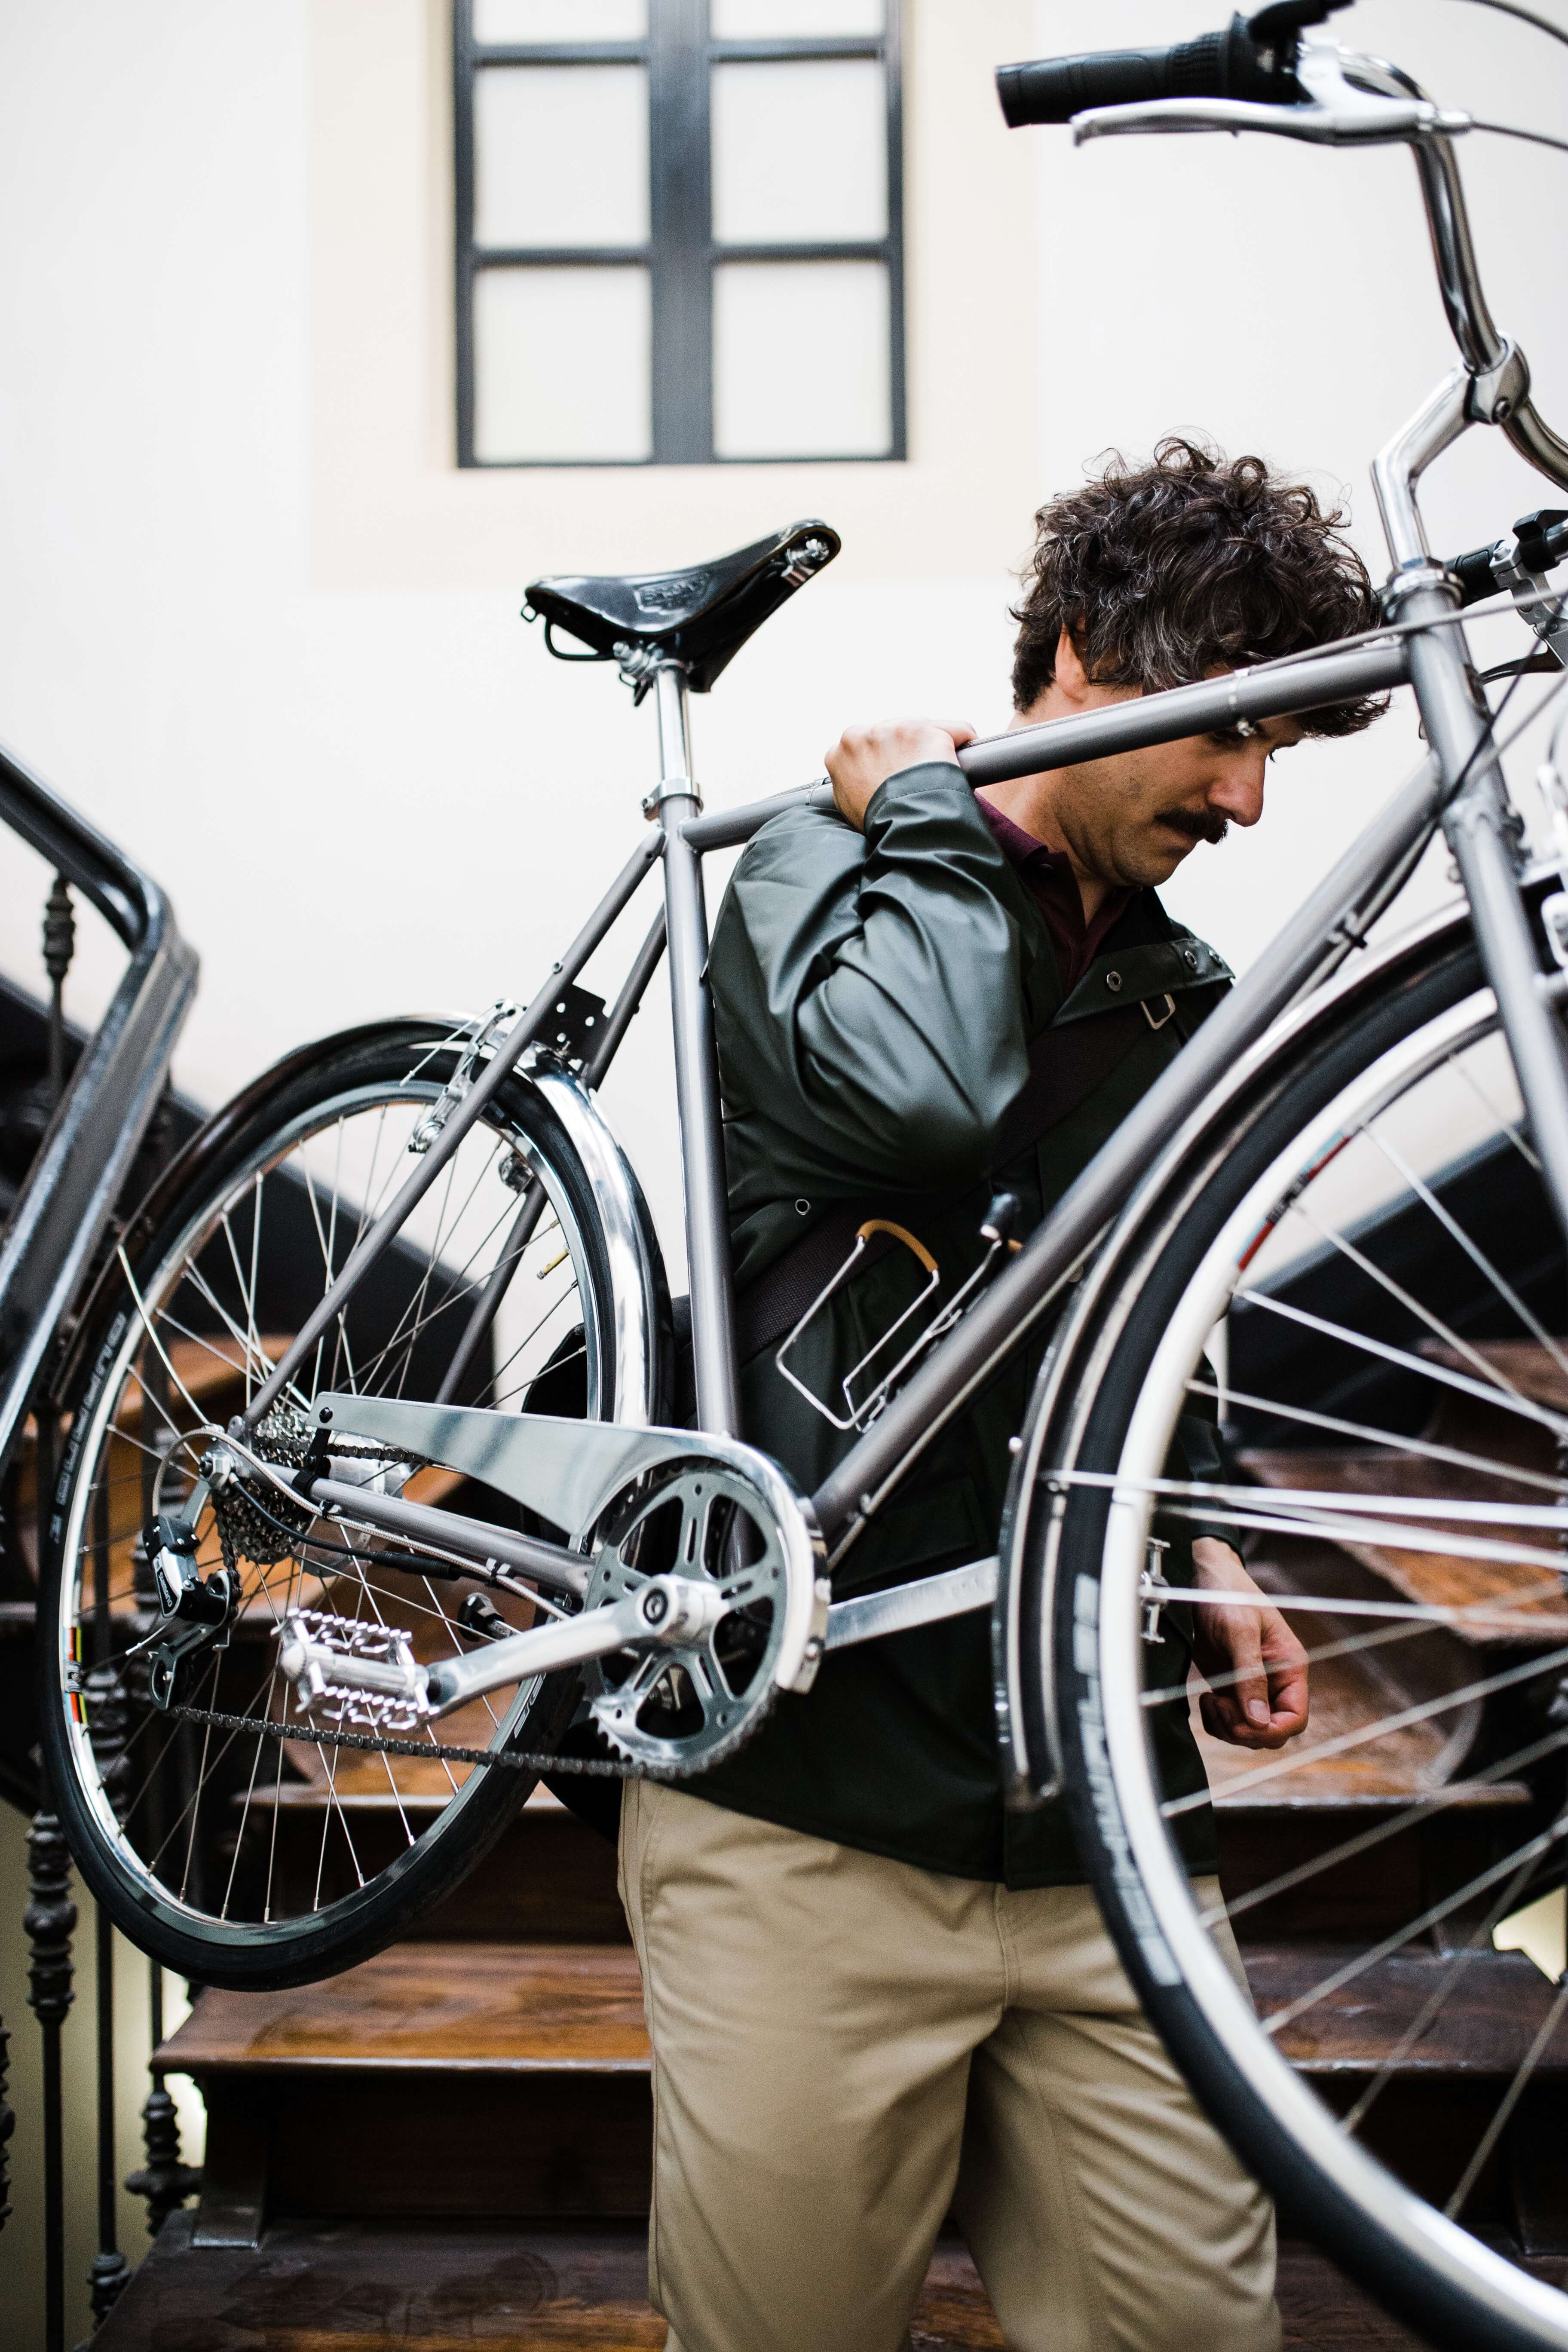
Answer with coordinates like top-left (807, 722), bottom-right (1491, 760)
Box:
top-left (619, 1781), bottom-right (1278, 2352)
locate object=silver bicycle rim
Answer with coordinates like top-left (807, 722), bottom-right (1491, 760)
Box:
top-left (52, 1063), bottom-right (607, 1936)
top-left (1095, 986), bottom-right (1568, 2346)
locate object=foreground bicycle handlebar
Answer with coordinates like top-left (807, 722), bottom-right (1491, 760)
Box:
top-left (997, 6), bottom-right (1568, 502)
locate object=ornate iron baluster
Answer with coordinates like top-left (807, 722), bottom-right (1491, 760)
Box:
top-left (26, 1805), bottom-right (75, 2352)
top-left (0, 2008), bottom-right (12, 2233)
top-left (81, 1477), bottom-right (130, 2331)
top-left (42, 875), bottom-right (75, 1109)
top-left (126, 1301), bottom-right (198, 2237)
top-left (125, 1963), bottom-right (198, 2236)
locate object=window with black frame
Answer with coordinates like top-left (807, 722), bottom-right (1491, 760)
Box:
top-left (454, 0), bottom-right (904, 467)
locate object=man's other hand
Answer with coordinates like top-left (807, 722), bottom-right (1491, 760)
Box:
top-left (826, 719), bottom-right (977, 832)
top-left (1188, 1537), bottom-right (1309, 1751)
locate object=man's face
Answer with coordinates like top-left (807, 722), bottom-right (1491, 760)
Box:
top-left (1037, 715), bottom-right (1304, 891)
top-left (1016, 637), bottom-right (1304, 891)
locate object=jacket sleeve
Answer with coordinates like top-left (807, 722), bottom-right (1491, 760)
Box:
top-left (710, 764), bottom-right (1038, 1191)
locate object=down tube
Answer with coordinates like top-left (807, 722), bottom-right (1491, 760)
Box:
top-left (810, 715), bottom-right (1439, 1551)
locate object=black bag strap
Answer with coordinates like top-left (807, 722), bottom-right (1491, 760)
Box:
top-left (988, 1002), bottom-right (1152, 1166)
top-left (728, 1002), bottom-right (1161, 1370)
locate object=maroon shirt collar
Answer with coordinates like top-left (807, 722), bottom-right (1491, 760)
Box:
top-left (977, 796), bottom-right (1134, 996)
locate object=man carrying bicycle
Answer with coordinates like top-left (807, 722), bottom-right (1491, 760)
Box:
top-left (619, 438), bottom-right (1381, 2352)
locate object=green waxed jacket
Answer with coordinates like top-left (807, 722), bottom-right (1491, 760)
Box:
top-left (695, 763), bottom-right (1233, 1884)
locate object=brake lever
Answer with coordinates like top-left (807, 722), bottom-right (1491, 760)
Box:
top-left (1071, 43), bottom-right (1466, 151)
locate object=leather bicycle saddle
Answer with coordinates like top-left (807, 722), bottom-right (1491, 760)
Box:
top-left (524, 518), bottom-right (841, 693)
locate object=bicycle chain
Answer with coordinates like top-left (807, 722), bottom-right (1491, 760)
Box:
top-left (171, 1700), bottom-right (651, 1780)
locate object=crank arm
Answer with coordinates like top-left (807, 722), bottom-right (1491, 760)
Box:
top-left (424, 1574), bottom-right (724, 1713)
top-left (277, 1573), bottom-right (726, 1721)
top-left (824, 1556), bottom-right (998, 1651)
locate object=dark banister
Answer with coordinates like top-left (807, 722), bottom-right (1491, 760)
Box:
top-left (0, 740), bottom-right (198, 1473)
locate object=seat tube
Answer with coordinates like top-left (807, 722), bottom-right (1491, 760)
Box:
top-left (652, 663), bottom-right (742, 1436)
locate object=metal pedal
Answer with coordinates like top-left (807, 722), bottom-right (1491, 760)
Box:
top-left (276, 1609), bottom-right (430, 1731)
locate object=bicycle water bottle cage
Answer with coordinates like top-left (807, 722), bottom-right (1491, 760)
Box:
top-left (776, 1194), bottom-right (1027, 1433)
top-left (523, 518), bottom-right (842, 698)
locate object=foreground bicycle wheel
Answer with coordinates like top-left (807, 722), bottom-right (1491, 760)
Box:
top-left (1020, 910), bottom-right (1568, 2351)
top-left (39, 1018), bottom-right (665, 1987)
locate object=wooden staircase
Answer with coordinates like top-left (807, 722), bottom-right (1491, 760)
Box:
top-left (78, 1343), bottom-right (1568, 2345)
top-left (94, 1783), bottom-right (1038, 2349)
top-left (91, 1773), bottom-right (1438, 2350)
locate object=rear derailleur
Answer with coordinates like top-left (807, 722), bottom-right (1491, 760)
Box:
top-left (140, 1516), bottom-right (239, 1710)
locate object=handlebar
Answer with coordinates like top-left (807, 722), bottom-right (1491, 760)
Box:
top-left (996, 12), bottom-right (1306, 129)
top-left (995, 11), bottom-right (1568, 508)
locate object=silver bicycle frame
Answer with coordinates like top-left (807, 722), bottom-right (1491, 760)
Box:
top-left (239, 35), bottom-right (1568, 1602)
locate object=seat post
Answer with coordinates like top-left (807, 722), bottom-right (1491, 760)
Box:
top-left (652, 664), bottom-right (741, 1437)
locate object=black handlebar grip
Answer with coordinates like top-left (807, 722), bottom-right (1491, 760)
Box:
top-left (996, 14), bottom-right (1304, 129)
top-left (1450, 545), bottom-right (1501, 609)
top-left (1449, 510), bottom-right (1568, 606)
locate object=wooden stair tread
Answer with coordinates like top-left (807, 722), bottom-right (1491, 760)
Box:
top-left (1247, 1942), bottom-right (1568, 2075)
top-left (1239, 1448), bottom-right (1568, 1635)
top-left (93, 2212), bottom-right (1009, 2351)
top-left (163, 1935), bottom-right (1567, 2088)
top-left (88, 2210), bottom-right (1473, 2350)
top-left (158, 1941), bottom-right (649, 2074)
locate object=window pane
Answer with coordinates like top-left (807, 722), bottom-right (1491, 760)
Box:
top-left (711, 59), bottom-right (885, 245)
top-left (473, 0), bottom-right (647, 40)
top-left (475, 266), bottom-right (651, 461)
top-left (713, 259), bottom-right (889, 458)
top-left (711, 0), bottom-right (883, 33)
top-left (475, 65), bottom-right (649, 249)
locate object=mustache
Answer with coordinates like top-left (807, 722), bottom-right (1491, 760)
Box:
top-left (1158, 807), bottom-right (1230, 847)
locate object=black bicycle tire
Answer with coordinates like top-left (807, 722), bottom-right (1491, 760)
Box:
top-left (1038, 925), bottom-right (1568, 2352)
top-left (38, 1019), bottom-right (639, 1990)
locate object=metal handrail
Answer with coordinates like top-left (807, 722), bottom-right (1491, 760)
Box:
top-left (0, 740), bottom-right (198, 1471)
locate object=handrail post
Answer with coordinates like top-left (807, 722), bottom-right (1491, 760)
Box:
top-left (126, 1961), bottom-right (199, 2236)
top-left (26, 1802), bottom-right (75, 2352)
top-left (83, 1524), bottom-right (130, 2331)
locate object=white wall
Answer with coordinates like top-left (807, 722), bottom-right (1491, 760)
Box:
top-left (4, 3), bottom-right (1568, 1261)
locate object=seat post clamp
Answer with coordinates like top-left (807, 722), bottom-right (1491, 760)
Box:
top-left (643, 777), bottom-right (703, 819)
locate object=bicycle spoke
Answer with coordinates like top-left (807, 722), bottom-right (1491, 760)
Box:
top-left (52, 1041), bottom-right (608, 1968)
top-left (1359, 1119), bottom-right (1568, 1381)
top-left (1184, 1375), bottom-right (1568, 1496)
top-left (1231, 1289), bottom-right (1568, 1441)
top-left (1446, 1969), bottom-right (1568, 2219)
top-left (1284, 1195), bottom-right (1531, 1405)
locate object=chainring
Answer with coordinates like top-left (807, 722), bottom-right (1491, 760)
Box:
top-left (580, 1458), bottom-right (801, 1776)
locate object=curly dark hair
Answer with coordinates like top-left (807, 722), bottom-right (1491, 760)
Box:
top-left (1011, 437), bottom-right (1382, 735)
